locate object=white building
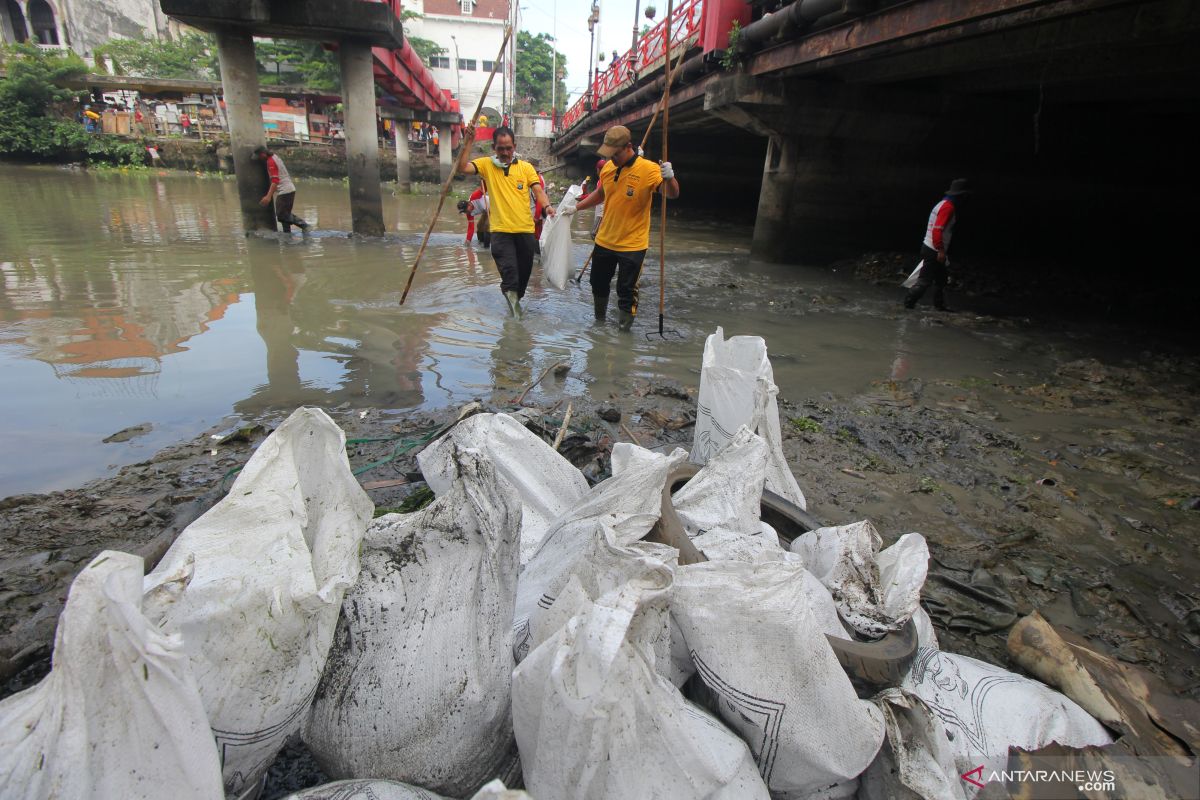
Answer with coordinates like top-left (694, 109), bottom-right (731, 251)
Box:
top-left (404, 0), bottom-right (509, 120)
top-left (1, 0), bottom-right (175, 58)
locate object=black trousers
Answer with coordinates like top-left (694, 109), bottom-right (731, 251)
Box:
top-left (590, 245), bottom-right (647, 314)
top-left (273, 191), bottom-right (304, 231)
top-left (905, 245), bottom-right (948, 309)
top-left (490, 232), bottom-right (537, 297)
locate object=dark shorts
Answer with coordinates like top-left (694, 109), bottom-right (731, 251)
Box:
top-left (490, 231), bottom-right (537, 297)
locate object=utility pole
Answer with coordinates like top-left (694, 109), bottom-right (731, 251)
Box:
top-left (550, 1), bottom-right (557, 120)
top-left (586, 2), bottom-right (599, 110)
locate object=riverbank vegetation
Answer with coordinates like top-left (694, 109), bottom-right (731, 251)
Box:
top-left (0, 44), bottom-right (145, 165)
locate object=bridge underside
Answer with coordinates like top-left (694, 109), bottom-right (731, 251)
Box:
top-left (555, 0), bottom-right (1200, 289)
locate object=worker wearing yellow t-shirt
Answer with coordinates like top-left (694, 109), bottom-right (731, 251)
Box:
top-left (570, 125), bottom-right (680, 330)
top-left (457, 124), bottom-right (555, 319)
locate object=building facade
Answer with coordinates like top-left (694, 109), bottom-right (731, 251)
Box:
top-left (1, 0), bottom-right (173, 58)
top-left (404, 0), bottom-right (508, 119)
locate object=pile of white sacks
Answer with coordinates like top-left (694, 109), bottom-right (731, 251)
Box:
top-left (0, 329), bottom-right (1113, 800)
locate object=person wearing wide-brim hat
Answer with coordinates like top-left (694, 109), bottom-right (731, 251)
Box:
top-left (566, 125), bottom-right (680, 330)
top-left (905, 178), bottom-right (971, 311)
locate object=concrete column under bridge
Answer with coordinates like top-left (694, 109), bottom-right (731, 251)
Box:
top-left (704, 75), bottom-right (946, 262)
top-left (214, 29), bottom-right (276, 232)
top-left (339, 40), bottom-right (386, 236)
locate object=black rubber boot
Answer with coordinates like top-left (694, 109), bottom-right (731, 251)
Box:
top-left (593, 295), bottom-right (608, 321)
top-left (618, 310), bottom-right (635, 331)
top-left (505, 290), bottom-right (522, 319)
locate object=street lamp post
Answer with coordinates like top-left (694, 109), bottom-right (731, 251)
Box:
top-left (450, 35), bottom-right (462, 108)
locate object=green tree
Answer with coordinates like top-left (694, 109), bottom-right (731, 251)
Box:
top-left (400, 10), bottom-right (445, 67)
top-left (96, 32), bottom-right (219, 80)
top-left (255, 40), bottom-right (339, 90)
top-left (514, 30), bottom-right (567, 114)
top-left (0, 43), bottom-right (142, 164)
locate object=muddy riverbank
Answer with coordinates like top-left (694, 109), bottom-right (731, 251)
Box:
top-left (4, 330), bottom-right (1197, 705)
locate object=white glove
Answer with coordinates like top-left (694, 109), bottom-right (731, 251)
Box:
top-left (560, 206), bottom-right (576, 216)
top-left (660, 161), bottom-right (674, 180)
top-left (637, 146), bottom-right (645, 157)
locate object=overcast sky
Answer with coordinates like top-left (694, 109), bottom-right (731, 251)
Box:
top-left (516, 0), bottom-right (651, 106)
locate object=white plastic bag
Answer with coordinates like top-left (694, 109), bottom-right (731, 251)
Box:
top-left (540, 184), bottom-right (582, 289)
top-left (513, 443), bottom-right (686, 661)
top-left (0, 551), bottom-right (224, 800)
top-left (901, 261), bottom-right (923, 288)
top-left (902, 647), bottom-right (1113, 792)
top-left (285, 778), bottom-right (531, 800)
top-left (512, 575), bottom-right (770, 800)
top-left (305, 444), bottom-right (521, 798)
top-left (143, 408), bottom-right (373, 797)
top-left (418, 412), bottom-right (589, 565)
top-left (672, 560), bottom-right (886, 799)
top-left (691, 328), bottom-right (807, 509)
top-left (789, 521), bottom-right (928, 637)
top-left (673, 426), bottom-right (785, 562)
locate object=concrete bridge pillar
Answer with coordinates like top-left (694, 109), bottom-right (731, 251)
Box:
top-left (705, 74), bottom-right (940, 262)
top-left (395, 134), bottom-right (411, 192)
top-left (214, 29), bottom-right (276, 232)
top-left (439, 138), bottom-right (453, 183)
top-left (339, 39), bottom-right (386, 236)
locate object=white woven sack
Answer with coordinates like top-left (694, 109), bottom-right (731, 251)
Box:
top-left (305, 445), bottom-right (521, 798)
top-left (901, 648), bottom-right (1112, 793)
top-left (859, 689), bottom-right (968, 800)
top-left (418, 412), bottom-right (588, 565)
top-left (540, 184), bottom-right (582, 289)
top-left (672, 560), bottom-right (886, 799)
top-left (285, 778), bottom-right (532, 800)
top-left (143, 408), bottom-right (372, 797)
top-left (512, 443), bottom-right (686, 661)
top-left (512, 574), bottom-right (770, 800)
top-left (691, 327), bottom-right (807, 509)
top-left (0, 551), bottom-right (223, 800)
top-left (789, 521), bottom-right (928, 637)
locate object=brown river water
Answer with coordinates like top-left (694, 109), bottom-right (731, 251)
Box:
top-left (2, 162), bottom-right (1198, 698)
top-left (0, 162), bottom-right (1102, 498)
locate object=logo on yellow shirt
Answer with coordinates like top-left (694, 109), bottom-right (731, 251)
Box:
top-left (517, 182), bottom-right (524, 190)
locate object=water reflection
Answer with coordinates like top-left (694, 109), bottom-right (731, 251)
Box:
top-left (0, 163), bottom-right (1088, 496)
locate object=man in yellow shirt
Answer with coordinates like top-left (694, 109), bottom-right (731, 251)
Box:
top-left (456, 124), bottom-right (555, 318)
top-left (570, 125), bottom-right (680, 330)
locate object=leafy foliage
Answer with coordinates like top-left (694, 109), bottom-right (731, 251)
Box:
top-left (255, 40), bottom-right (340, 91)
top-left (400, 10), bottom-right (446, 67)
top-left (0, 44), bottom-right (145, 165)
top-left (514, 31), bottom-right (567, 114)
top-left (96, 32), bottom-right (219, 80)
top-left (720, 20), bottom-right (742, 71)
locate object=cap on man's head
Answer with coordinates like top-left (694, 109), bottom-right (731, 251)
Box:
top-left (945, 178), bottom-right (972, 196)
top-left (597, 125), bottom-right (632, 158)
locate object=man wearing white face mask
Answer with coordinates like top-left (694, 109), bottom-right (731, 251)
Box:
top-left (457, 125), bottom-right (555, 318)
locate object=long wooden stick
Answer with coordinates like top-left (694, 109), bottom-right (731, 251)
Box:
top-left (656, 0), bottom-right (674, 336)
top-left (400, 25), bottom-right (512, 305)
top-left (638, 36), bottom-right (686, 151)
top-left (552, 402), bottom-right (574, 450)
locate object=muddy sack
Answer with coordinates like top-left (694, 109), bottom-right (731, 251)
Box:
top-left (673, 426), bottom-right (786, 561)
top-left (142, 408), bottom-right (372, 797)
top-left (672, 560), bottom-right (886, 799)
top-left (789, 521), bottom-right (928, 638)
top-left (691, 327), bottom-right (808, 510)
top-left (512, 574), bottom-right (770, 800)
top-left (304, 445), bottom-right (521, 798)
top-left (0, 551), bottom-right (224, 800)
top-left (539, 184), bottom-right (582, 290)
top-left (901, 261), bottom-right (923, 289)
top-left (901, 647), bottom-right (1113, 793)
top-left (513, 443), bottom-right (685, 661)
top-left (285, 778), bottom-right (531, 799)
top-left (859, 688), bottom-right (967, 800)
top-left (418, 412), bottom-right (588, 565)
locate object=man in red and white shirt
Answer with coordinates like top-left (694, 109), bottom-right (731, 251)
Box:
top-left (905, 178), bottom-right (969, 310)
top-left (254, 145), bottom-right (309, 232)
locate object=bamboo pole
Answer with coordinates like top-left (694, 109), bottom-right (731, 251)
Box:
top-left (400, 25), bottom-right (513, 305)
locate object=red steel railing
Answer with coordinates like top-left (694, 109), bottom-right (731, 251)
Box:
top-left (559, 0), bottom-right (703, 133)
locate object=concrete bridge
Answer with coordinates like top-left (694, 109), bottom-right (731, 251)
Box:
top-left (553, 0), bottom-right (1200, 268)
top-left (160, 0), bottom-right (463, 235)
